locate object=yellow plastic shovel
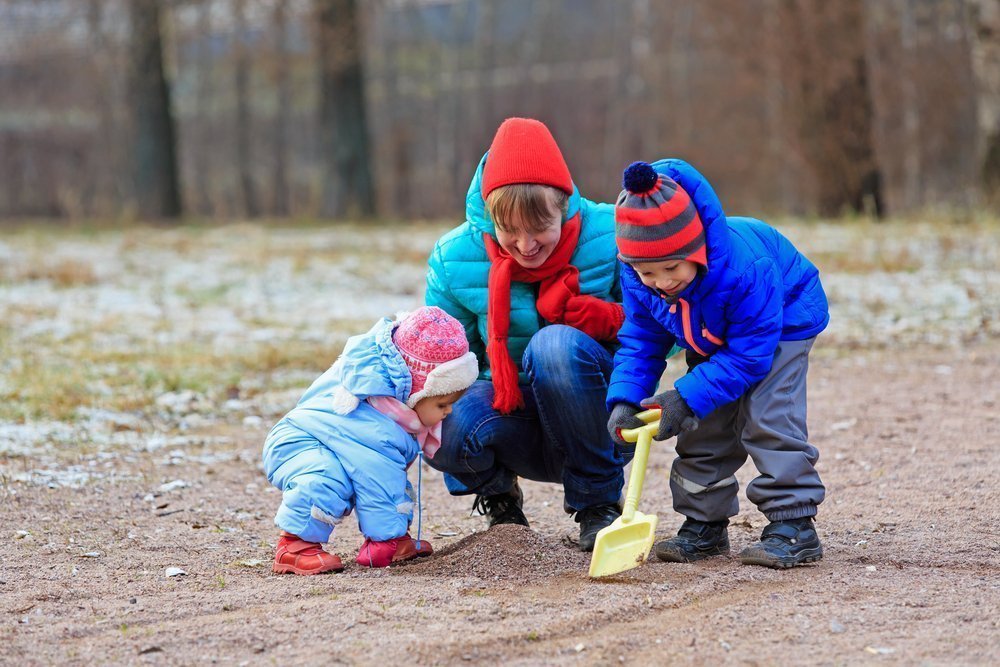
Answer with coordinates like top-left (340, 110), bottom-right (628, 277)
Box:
top-left (589, 409), bottom-right (661, 578)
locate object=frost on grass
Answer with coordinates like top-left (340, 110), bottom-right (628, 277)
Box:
top-left (1, 220), bottom-right (997, 488)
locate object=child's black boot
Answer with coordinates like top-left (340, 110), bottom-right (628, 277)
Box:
top-left (740, 517), bottom-right (823, 569)
top-left (654, 517), bottom-right (730, 562)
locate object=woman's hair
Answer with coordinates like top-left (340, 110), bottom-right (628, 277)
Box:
top-left (486, 184), bottom-right (569, 233)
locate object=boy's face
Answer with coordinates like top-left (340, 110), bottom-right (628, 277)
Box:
top-left (632, 259), bottom-right (699, 297)
top-left (413, 390), bottom-right (465, 427)
top-left (494, 191), bottom-right (562, 269)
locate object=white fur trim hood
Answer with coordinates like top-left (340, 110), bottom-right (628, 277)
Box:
top-left (405, 351), bottom-right (479, 408)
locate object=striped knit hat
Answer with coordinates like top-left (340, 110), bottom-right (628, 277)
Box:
top-left (614, 161), bottom-right (707, 266)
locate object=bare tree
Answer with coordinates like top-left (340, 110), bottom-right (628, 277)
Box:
top-left (193, 0), bottom-right (215, 215)
top-left (127, 0), bottom-right (183, 219)
top-left (272, 0), bottom-right (291, 216)
top-left (86, 0), bottom-right (122, 216)
top-left (233, 0), bottom-right (260, 218)
top-left (971, 0), bottom-right (1000, 204)
top-left (316, 0), bottom-right (375, 219)
top-left (781, 0), bottom-right (882, 217)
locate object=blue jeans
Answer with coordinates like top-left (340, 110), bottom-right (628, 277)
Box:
top-left (427, 325), bottom-right (625, 511)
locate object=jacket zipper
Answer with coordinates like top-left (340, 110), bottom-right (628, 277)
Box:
top-left (669, 298), bottom-right (723, 355)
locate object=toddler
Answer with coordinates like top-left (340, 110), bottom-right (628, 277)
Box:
top-left (606, 160), bottom-right (830, 569)
top-left (263, 306), bottom-right (478, 574)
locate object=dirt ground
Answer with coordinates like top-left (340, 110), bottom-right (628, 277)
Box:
top-left (2, 341), bottom-right (998, 666)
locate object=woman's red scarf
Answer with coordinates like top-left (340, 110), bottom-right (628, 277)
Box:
top-left (484, 214), bottom-right (624, 414)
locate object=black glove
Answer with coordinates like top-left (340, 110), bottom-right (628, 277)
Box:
top-left (641, 389), bottom-right (699, 441)
top-left (607, 402), bottom-right (646, 449)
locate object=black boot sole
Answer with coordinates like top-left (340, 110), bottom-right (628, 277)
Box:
top-left (654, 543), bottom-right (730, 563)
top-left (739, 546), bottom-right (823, 569)
top-left (488, 515), bottom-right (530, 529)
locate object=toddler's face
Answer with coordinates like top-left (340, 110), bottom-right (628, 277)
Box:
top-left (414, 390), bottom-right (465, 427)
top-left (631, 259), bottom-right (699, 297)
top-left (494, 192), bottom-right (562, 269)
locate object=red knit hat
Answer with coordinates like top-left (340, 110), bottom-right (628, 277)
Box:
top-left (392, 307), bottom-right (479, 408)
top-left (481, 118), bottom-right (573, 198)
top-left (615, 161), bottom-right (707, 266)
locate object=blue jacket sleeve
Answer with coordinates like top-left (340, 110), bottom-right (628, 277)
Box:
top-left (606, 275), bottom-right (677, 410)
top-left (674, 258), bottom-right (783, 418)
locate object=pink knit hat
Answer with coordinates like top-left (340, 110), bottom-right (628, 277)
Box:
top-left (393, 306), bottom-right (479, 407)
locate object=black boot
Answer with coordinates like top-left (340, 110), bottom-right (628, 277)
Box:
top-left (740, 517), bottom-right (822, 568)
top-left (654, 518), bottom-right (730, 563)
top-left (471, 480), bottom-right (529, 528)
top-left (575, 503), bottom-right (623, 552)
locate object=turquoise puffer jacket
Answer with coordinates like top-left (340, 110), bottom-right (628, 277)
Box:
top-left (426, 152), bottom-right (621, 379)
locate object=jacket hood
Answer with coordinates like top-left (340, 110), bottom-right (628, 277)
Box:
top-left (649, 159), bottom-right (731, 295)
top-left (301, 317), bottom-right (412, 414)
top-left (465, 151), bottom-right (583, 238)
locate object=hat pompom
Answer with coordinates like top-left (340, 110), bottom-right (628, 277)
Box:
top-left (622, 161), bottom-right (658, 194)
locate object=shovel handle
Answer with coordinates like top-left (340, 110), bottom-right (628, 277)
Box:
top-left (621, 419), bottom-right (655, 523)
top-left (620, 409), bottom-right (661, 443)
top-left (614, 410), bottom-right (660, 523)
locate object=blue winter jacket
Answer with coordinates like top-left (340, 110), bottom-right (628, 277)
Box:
top-left (606, 159), bottom-right (830, 419)
top-left (426, 152), bottom-right (621, 379)
top-left (262, 318), bottom-right (420, 542)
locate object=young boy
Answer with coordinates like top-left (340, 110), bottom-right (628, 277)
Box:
top-left (606, 160), bottom-right (830, 569)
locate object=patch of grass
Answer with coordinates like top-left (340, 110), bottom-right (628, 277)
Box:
top-left (2, 258), bottom-right (98, 287)
top-left (0, 350), bottom-right (93, 421)
top-left (0, 327), bottom-right (343, 422)
top-left (176, 283), bottom-right (233, 307)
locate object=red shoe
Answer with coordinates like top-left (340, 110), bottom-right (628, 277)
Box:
top-left (355, 534), bottom-right (433, 568)
top-left (273, 532), bottom-right (345, 575)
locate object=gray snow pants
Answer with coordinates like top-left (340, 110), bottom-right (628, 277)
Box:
top-left (670, 338), bottom-right (825, 523)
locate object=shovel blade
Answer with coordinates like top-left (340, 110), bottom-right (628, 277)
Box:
top-left (588, 511), bottom-right (658, 578)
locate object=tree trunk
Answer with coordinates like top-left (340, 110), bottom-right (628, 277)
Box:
top-left (782, 0), bottom-right (883, 217)
top-left (233, 0), bottom-right (259, 218)
top-left (272, 0), bottom-right (291, 217)
top-left (126, 0), bottom-right (182, 219)
top-left (87, 0), bottom-right (118, 217)
top-left (971, 0), bottom-right (1000, 204)
top-left (984, 125), bottom-right (1000, 204)
top-left (897, 0), bottom-right (921, 213)
top-left (194, 0), bottom-right (214, 215)
top-left (316, 0), bottom-right (375, 219)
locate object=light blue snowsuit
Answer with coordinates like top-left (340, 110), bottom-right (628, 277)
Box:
top-left (262, 318), bottom-right (420, 543)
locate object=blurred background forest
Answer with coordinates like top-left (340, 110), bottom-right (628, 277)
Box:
top-left (0, 0), bottom-right (997, 222)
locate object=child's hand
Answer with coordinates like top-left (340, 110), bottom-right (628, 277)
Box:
top-left (607, 403), bottom-right (646, 450)
top-left (641, 389), bottom-right (699, 440)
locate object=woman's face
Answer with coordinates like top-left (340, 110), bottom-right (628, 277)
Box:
top-left (494, 192), bottom-right (563, 269)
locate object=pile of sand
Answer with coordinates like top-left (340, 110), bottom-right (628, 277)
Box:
top-left (403, 524), bottom-right (590, 582)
